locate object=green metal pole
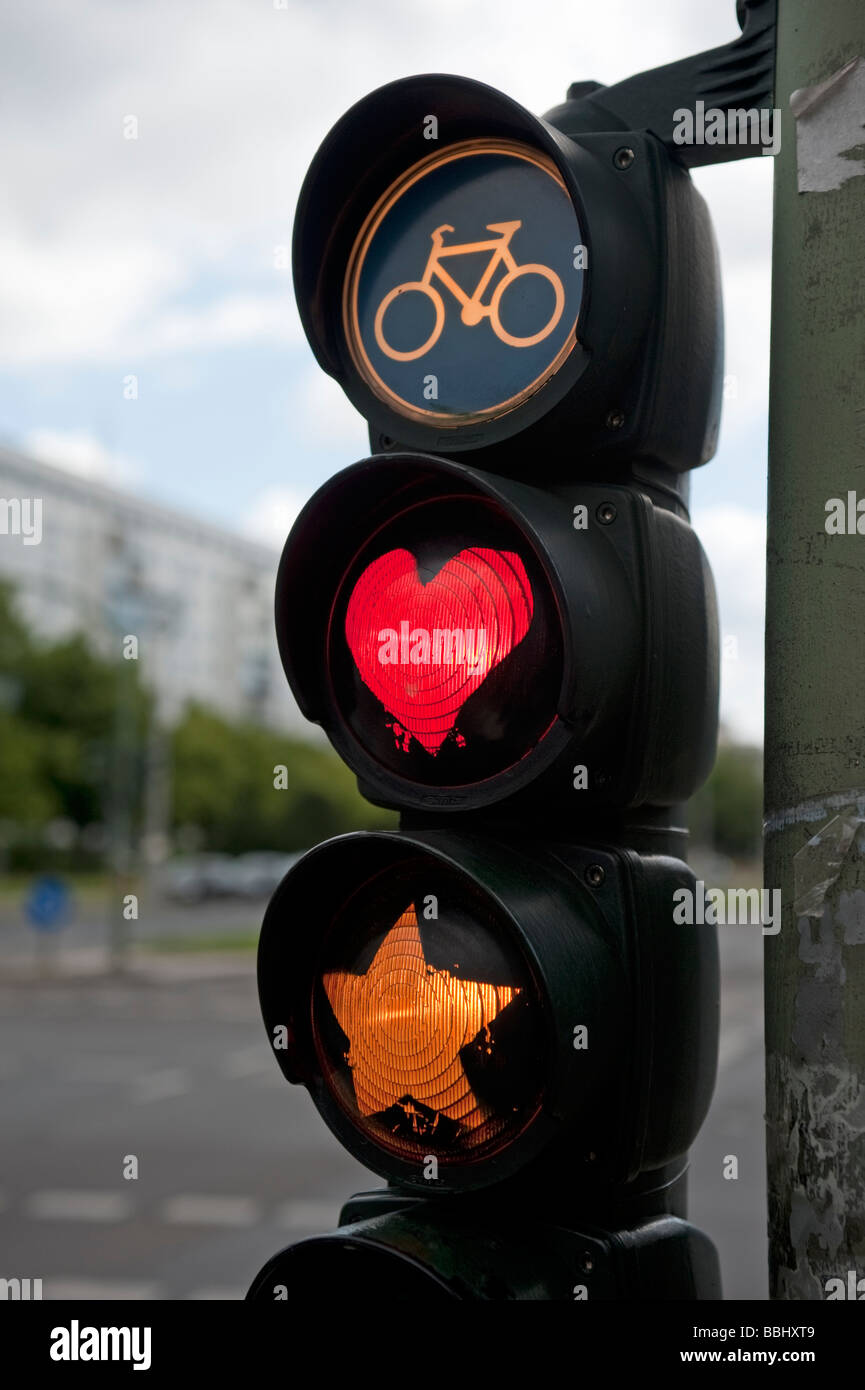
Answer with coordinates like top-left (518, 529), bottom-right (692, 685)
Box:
top-left (765, 2), bottom-right (865, 1300)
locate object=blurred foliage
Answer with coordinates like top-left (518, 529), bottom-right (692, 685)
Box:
top-left (171, 703), bottom-right (395, 853)
top-left (0, 582), bottom-right (150, 866)
top-left (0, 708), bottom-right (57, 824)
top-left (0, 581), bottom-right (394, 867)
top-left (690, 742), bottom-right (763, 859)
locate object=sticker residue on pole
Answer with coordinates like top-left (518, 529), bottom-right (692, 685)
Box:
top-left (790, 56), bottom-right (865, 193)
top-left (793, 811), bottom-right (865, 918)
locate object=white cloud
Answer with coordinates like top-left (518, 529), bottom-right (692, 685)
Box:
top-left (136, 291), bottom-right (303, 358)
top-left (0, 0), bottom-right (766, 368)
top-left (692, 158), bottom-right (774, 436)
top-left (241, 484), bottom-right (308, 551)
top-left (0, 236), bottom-right (184, 366)
top-left (0, 235), bottom-right (303, 365)
top-left (692, 503), bottom-right (766, 746)
top-left (290, 366), bottom-right (369, 453)
top-left (23, 428), bottom-right (139, 486)
top-left (3, 0), bottom-right (775, 761)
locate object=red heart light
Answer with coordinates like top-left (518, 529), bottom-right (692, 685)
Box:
top-left (344, 547), bottom-right (534, 755)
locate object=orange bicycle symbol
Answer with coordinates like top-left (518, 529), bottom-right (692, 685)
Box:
top-left (373, 221), bottom-right (565, 362)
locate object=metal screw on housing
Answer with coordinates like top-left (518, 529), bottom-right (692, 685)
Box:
top-left (596, 502), bottom-right (617, 525)
top-left (613, 147), bottom-right (635, 170)
top-left (605, 409), bottom-right (625, 430)
top-left (585, 864), bottom-right (606, 888)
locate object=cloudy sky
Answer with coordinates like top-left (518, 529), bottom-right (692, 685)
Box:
top-left (0, 0), bottom-right (771, 743)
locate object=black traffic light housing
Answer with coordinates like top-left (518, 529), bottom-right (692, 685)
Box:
top-left (248, 0), bottom-right (777, 1303)
top-left (258, 829), bottom-right (718, 1197)
top-left (293, 75), bottom-right (724, 477)
top-left (275, 453), bottom-right (718, 813)
top-left (248, 1206), bottom-right (721, 1302)
top-left (544, 0), bottom-right (776, 169)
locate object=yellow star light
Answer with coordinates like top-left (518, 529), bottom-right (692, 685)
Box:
top-left (322, 904), bottom-right (519, 1134)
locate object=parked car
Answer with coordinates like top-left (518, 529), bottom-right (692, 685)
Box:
top-left (232, 851), bottom-right (300, 899)
top-left (160, 851), bottom-right (302, 904)
top-left (160, 854), bottom-right (235, 904)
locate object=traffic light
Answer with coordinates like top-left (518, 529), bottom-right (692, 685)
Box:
top-left (273, 454), bottom-right (718, 813)
top-left (248, 0), bottom-right (776, 1302)
top-left (292, 75), bottom-right (723, 477)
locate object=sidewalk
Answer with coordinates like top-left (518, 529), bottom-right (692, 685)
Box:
top-left (0, 945), bottom-right (255, 985)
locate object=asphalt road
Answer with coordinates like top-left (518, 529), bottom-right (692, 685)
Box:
top-left (0, 920), bottom-right (767, 1301)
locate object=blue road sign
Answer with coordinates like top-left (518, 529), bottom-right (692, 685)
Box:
top-left (24, 875), bottom-right (72, 932)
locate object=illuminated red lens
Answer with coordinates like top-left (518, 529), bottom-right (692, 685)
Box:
top-left (344, 546), bottom-right (533, 755)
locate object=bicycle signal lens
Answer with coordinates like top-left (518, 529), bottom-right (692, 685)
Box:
top-left (311, 863), bottom-right (546, 1166)
top-left (327, 495), bottom-right (564, 786)
top-left (343, 139), bottom-right (583, 428)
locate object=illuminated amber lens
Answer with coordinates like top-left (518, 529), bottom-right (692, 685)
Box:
top-left (313, 885), bottom-right (544, 1165)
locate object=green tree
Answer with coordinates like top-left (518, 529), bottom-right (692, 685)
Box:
top-left (0, 581), bottom-right (151, 860)
top-left (0, 709), bottom-right (58, 825)
top-left (0, 585), bottom-right (57, 836)
top-left (0, 581), bottom-right (31, 673)
top-left (2, 580), bottom-right (397, 864)
top-left (690, 742), bottom-right (763, 859)
top-left (171, 703), bottom-right (395, 853)
top-left (18, 634), bottom-right (150, 829)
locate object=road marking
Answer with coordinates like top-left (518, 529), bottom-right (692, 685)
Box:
top-left (160, 1194), bottom-right (260, 1227)
top-left (26, 1190), bottom-right (134, 1223)
top-left (20, 1188), bottom-right (332, 1233)
top-left (134, 1067), bottom-right (190, 1103)
top-left (275, 1199), bottom-right (340, 1231)
top-left (186, 1286), bottom-right (246, 1300)
top-left (45, 1278), bottom-right (159, 1300)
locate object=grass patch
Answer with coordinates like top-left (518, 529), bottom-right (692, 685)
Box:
top-left (0, 873), bottom-right (114, 908)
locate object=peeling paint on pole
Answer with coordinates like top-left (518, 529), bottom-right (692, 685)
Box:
top-left (765, 2), bottom-right (865, 1301)
top-left (767, 830), bottom-right (865, 1299)
top-left (790, 56), bottom-right (865, 193)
